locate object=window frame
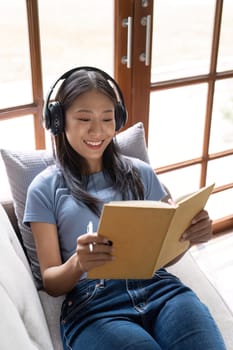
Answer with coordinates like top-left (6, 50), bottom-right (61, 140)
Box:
top-left (0, 0), bottom-right (233, 233)
top-left (0, 0), bottom-right (45, 149)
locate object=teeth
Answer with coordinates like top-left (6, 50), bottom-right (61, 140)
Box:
top-left (85, 140), bottom-right (102, 146)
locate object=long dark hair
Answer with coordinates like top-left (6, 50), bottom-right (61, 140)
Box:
top-left (52, 69), bottom-right (144, 216)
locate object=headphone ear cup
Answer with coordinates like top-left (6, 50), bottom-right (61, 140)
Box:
top-left (115, 102), bottom-right (127, 131)
top-left (47, 101), bottom-right (65, 135)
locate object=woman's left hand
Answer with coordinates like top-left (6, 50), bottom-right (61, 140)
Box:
top-left (180, 209), bottom-right (213, 246)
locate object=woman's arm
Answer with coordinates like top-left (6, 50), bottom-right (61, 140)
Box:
top-left (31, 222), bottom-right (82, 296)
top-left (31, 222), bottom-right (114, 296)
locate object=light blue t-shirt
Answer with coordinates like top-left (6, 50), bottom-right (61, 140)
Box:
top-left (23, 157), bottom-right (166, 264)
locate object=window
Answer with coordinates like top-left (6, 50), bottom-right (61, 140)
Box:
top-left (1, 0), bottom-right (233, 233)
top-left (147, 0), bottom-right (233, 232)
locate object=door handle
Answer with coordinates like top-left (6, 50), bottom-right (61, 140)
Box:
top-left (139, 15), bottom-right (152, 66)
top-left (121, 16), bottom-right (133, 69)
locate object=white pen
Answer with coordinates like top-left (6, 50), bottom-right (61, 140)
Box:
top-left (87, 221), bottom-right (93, 234)
top-left (87, 221), bottom-right (94, 252)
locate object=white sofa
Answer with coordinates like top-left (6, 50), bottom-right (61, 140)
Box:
top-left (1, 200), bottom-right (233, 350)
top-left (0, 122), bottom-right (232, 349)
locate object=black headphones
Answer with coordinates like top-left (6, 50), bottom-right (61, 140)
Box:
top-left (43, 66), bottom-right (128, 135)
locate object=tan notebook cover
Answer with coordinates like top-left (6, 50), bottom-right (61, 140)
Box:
top-left (87, 183), bottom-right (214, 279)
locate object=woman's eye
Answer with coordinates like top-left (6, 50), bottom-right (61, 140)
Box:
top-left (103, 118), bottom-right (114, 122)
top-left (78, 118), bottom-right (90, 122)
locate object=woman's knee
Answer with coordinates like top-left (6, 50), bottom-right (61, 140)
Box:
top-left (69, 320), bottom-right (162, 350)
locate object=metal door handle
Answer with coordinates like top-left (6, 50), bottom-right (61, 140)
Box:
top-left (121, 16), bottom-right (133, 69)
top-left (140, 15), bottom-right (152, 66)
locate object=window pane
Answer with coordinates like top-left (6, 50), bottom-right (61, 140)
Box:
top-left (207, 156), bottom-right (233, 188)
top-left (148, 84), bottom-right (208, 168)
top-left (217, 0), bottom-right (233, 72)
top-left (0, 1), bottom-right (32, 109)
top-left (158, 165), bottom-right (201, 200)
top-left (38, 0), bottom-right (114, 91)
top-left (206, 188), bottom-right (233, 220)
top-left (209, 79), bottom-right (233, 153)
top-left (151, 0), bottom-right (215, 82)
top-left (0, 116), bottom-right (35, 150)
top-left (0, 116), bottom-right (35, 199)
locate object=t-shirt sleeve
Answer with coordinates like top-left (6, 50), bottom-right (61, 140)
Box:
top-left (23, 172), bottom-right (56, 226)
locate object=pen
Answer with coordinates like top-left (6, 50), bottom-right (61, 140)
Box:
top-left (87, 221), bottom-right (93, 234)
top-left (87, 221), bottom-right (94, 252)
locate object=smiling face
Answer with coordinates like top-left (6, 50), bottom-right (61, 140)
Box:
top-left (65, 89), bottom-right (116, 173)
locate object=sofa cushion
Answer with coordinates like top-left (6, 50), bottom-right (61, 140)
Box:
top-left (167, 252), bottom-right (233, 350)
top-left (0, 203), bottom-right (54, 350)
top-left (0, 122), bottom-right (149, 289)
top-left (39, 291), bottom-right (64, 350)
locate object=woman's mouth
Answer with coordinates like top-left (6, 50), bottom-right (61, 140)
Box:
top-left (84, 140), bottom-right (104, 148)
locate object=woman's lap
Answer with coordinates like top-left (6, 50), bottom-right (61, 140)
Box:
top-left (152, 289), bottom-right (226, 349)
top-left (67, 319), bottom-right (162, 350)
top-left (60, 270), bottom-right (226, 350)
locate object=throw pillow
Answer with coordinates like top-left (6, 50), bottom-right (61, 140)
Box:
top-left (116, 122), bottom-right (150, 163)
top-left (0, 122), bottom-right (149, 289)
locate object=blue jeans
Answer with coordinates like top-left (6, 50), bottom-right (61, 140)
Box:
top-left (60, 269), bottom-right (226, 350)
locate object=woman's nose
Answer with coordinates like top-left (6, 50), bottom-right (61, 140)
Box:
top-left (89, 119), bottom-right (102, 134)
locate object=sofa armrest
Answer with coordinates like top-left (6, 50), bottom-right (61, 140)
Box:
top-left (1, 199), bottom-right (28, 258)
top-left (1, 200), bottom-right (19, 235)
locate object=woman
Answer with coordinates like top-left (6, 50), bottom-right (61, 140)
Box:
top-left (24, 67), bottom-right (226, 350)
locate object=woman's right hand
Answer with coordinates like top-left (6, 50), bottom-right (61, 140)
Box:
top-left (76, 232), bottom-right (114, 272)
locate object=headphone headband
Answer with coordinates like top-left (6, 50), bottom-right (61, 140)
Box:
top-left (43, 66), bottom-right (128, 135)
